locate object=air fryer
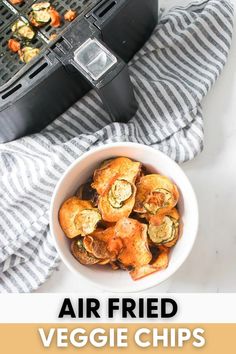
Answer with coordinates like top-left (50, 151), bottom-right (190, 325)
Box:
top-left (0, 0), bottom-right (158, 143)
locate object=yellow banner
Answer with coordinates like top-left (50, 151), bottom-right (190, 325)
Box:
top-left (0, 324), bottom-right (235, 354)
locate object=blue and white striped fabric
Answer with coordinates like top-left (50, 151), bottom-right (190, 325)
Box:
top-left (0, 0), bottom-right (234, 292)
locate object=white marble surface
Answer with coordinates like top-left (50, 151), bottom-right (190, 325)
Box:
top-left (37, 0), bottom-right (236, 293)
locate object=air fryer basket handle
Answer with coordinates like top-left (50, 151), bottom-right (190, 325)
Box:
top-left (72, 38), bottom-right (138, 122)
top-left (95, 60), bottom-right (138, 123)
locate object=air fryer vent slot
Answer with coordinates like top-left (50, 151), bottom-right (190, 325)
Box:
top-left (8, 0), bottom-right (36, 13)
top-left (2, 83), bottom-right (22, 99)
top-left (29, 62), bottom-right (48, 79)
top-left (95, 0), bottom-right (116, 18)
top-left (0, 2), bottom-right (16, 31)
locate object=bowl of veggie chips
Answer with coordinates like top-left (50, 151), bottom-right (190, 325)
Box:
top-left (50, 143), bottom-right (199, 292)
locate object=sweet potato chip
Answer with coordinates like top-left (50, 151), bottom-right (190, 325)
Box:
top-left (110, 261), bottom-right (120, 270)
top-left (114, 218), bottom-right (152, 268)
top-left (59, 197), bottom-right (101, 238)
top-left (91, 227), bottom-right (123, 257)
top-left (83, 236), bottom-right (114, 260)
top-left (98, 259), bottom-right (110, 265)
top-left (92, 157), bottom-right (141, 196)
top-left (91, 227), bottom-right (115, 243)
top-left (134, 174), bottom-right (179, 215)
top-left (92, 158), bottom-right (141, 222)
top-left (71, 238), bottom-right (99, 265)
top-left (76, 181), bottom-right (98, 206)
top-left (130, 246), bottom-right (170, 280)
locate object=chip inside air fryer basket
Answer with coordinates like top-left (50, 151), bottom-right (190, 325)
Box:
top-left (0, 0), bottom-right (94, 88)
top-left (26, 0), bottom-right (94, 39)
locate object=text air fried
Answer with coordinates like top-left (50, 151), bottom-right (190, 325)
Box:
top-left (58, 157), bottom-right (181, 281)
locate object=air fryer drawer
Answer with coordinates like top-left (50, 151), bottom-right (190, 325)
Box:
top-left (0, 0), bottom-right (158, 143)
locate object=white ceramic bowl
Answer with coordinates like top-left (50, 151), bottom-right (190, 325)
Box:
top-left (50, 143), bottom-right (198, 292)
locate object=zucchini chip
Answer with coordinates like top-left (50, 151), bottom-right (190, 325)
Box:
top-left (144, 189), bottom-right (172, 214)
top-left (134, 174), bottom-right (179, 215)
top-left (74, 209), bottom-right (101, 237)
top-left (31, 2), bottom-right (51, 11)
top-left (130, 246), bottom-right (170, 280)
top-left (108, 179), bottom-right (133, 209)
top-left (98, 185), bottom-right (136, 223)
top-left (29, 2), bottom-right (53, 28)
top-left (19, 47), bottom-right (40, 63)
top-left (12, 20), bottom-right (35, 40)
top-left (92, 157), bottom-right (141, 196)
top-left (59, 197), bottom-right (101, 238)
top-left (71, 238), bottom-right (99, 265)
top-left (148, 217), bottom-right (178, 246)
top-left (148, 209), bottom-right (180, 247)
top-left (114, 218), bottom-right (152, 268)
top-left (31, 10), bottom-right (51, 24)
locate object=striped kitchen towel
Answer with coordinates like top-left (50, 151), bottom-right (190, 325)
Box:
top-left (0, 0), bottom-right (234, 292)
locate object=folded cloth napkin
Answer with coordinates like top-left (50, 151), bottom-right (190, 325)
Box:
top-left (0, 0), bottom-right (234, 292)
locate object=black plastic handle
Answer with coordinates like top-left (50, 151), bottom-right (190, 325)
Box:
top-left (94, 58), bottom-right (138, 122)
top-left (71, 37), bottom-right (138, 123)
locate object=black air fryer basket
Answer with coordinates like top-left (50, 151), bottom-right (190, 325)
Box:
top-left (0, 0), bottom-right (158, 143)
